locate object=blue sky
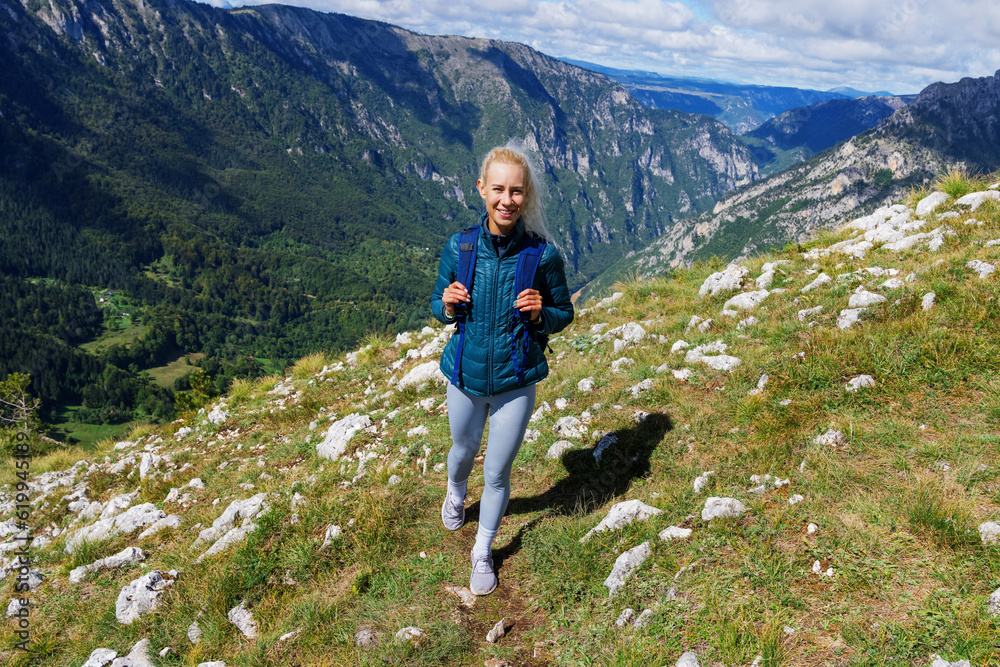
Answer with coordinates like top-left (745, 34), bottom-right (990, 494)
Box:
top-left (198, 0), bottom-right (1000, 94)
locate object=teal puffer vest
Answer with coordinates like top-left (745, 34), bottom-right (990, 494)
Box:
top-left (431, 215), bottom-right (574, 397)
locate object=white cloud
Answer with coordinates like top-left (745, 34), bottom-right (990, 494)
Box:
top-left (207, 0), bottom-right (1000, 93)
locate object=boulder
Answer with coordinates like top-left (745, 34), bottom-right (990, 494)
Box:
top-left (722, 290), bottom-right (770, 311)
top-left (915, 191), bottom-right (949, 216)
top-left (108, 639), bottom-right (156, 667)
top-left (65, 503), bottom-right (165, 554)
top-left (81, 648), bottom-right (118, 667)
top-left (701, 497), bottom-right (746, 522)
top-left (698, 264), bottom-right (749, 298)
top-left (317, 414), bottom-right (372, 461)
top-left (837, 308), bottom-right (865, 329)
top-left (115, 570), bottom-right (178, 625)
top-left (397, 361), bottom-right (447, 389)
top-left (545, 440), bottom-right (575, 460)
top-left (603, 541), bottom-right (651, 597)
top-left (227, 600), bottom-right (258, 639)
top-left (69, 547), bottom-right (146, 584)
top-left (580, 500), bottom-right (662, 543)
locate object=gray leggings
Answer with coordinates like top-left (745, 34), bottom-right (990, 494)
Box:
top-left (446, 382), bottom-right (536, 534)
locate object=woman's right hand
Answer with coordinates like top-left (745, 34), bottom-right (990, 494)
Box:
top-left (441, 281), bottom-right (470, 317)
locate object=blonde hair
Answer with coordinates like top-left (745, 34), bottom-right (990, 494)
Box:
top-left (478, 143), bottom-right (553, 242)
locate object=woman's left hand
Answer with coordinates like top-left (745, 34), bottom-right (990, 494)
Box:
top-left (515, 289), bottom-right (543, 323)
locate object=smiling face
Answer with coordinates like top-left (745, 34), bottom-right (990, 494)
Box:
top-left (477, 161), bottom-right (526, 236)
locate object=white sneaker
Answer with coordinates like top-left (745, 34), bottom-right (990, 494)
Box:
top-left (470, 550), bottom-right (497, 596)
top-left (441, 491), bottom-right (465, 531)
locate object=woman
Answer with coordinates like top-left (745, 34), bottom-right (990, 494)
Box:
top-left (431, 145), bottom-right (574, 595)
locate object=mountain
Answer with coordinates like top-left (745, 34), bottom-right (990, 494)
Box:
top-left (583, 69), bottom-right (1000, 297)
top-left (743, 95), bottom-right (914, 175)
top-left (0, 0), bottom-right (755, 428)
top-left (827, 86), bottom-right (896, 98)
top-left (6, 172), bottom-right (1000, 667)
top-left (563, 60), bottom-right (849, 133)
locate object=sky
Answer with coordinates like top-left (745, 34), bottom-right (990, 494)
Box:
top-left (198, 0), bottom-right (1000, 94)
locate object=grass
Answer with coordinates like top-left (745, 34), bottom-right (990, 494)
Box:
top-left (144, 352), bottom-right (204, 389)
top-left (46, 406), bottom-right (134, 449)
top-left (4, 173), bottom-right (1000, 666)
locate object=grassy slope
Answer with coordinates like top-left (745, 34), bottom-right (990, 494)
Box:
top-left (3, 176), bottom-right (1000, 666)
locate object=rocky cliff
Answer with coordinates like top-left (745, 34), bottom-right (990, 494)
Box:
top-left (585, 70), bottom-right (1000, 296)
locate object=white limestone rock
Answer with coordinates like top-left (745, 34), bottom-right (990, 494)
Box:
top-left (685, 341), bottom-right (740, 373)
top-left (989, 588), bottom-right (1000, 617)
top-left (967, 260), bottom-right (996, 279)
top-left (553, 416), bottom-right (585, 439)
top-left (138, 452), bottom-right (162, 480)
top-left (736, 316), bottom-right (759, 330)
top-left (65, 503), bottom-right (166, 553)
top-left (723, 290), bottom-right (770, 311)
top-left (546, 440), bottom-right (575, 460)
top-left (845, 375), bottom-right (875, 392)
top-left (800, 273), bottom-right (831, 293)
top-left (929, 654), bottom-right (971, 667)
top-left (530, 401), bottom-right (552, 422)
top-left (207, 401), bottom-right (228, 425)
top-left (108, 639), bottom-right (156, 667)
top-left (748, 374), bottom-right (769, 396)
top-left (698, 264), bottom-right (749, 298)
top-left (615, 608), bottom-right (636, 626)
top-left (915, 191), bottom-right (950, 216)
top-left (837, 308), bottom-right (865, 329)
top-left (115, 570), bottom-right (178, 624)
top-left (610, 357), bottom-right (635, 373)
top-left (188, 620), bottom-right (203, 644)
top-left (81, 648), bottom-right (118, 667)
top-left (813, 429), bottom-right (846, 447)
top-left (955, 189), bottom-right (1000, 210)
top-left (317, 414), bottom-right (372, 461)
top-left (659, 526), bottom-right (693, 541)
top-left (635, 608), bottom-right (653, 628)
top-left (69, 547), bottom-right (146, 584)
top-left (100, 492), bottom-right (139, 521)
top-left (693, 471), bottom-right (715, 493)
top-left (978, 521), bottom-right (1000, 544)
top-left (604, 541), bottom-right (651, 597)
top-left (406, 425), bottom-right (428, 438)
top-left (580, 500), bottom-right (663, 543)
top-left (628, 379), bottom-right (654, 399)
top-left (137, 515), bottom-right (182, 539)
top-left (701, 497), bottom-right (746, 522)
top-left (676, 651), bottom-right (700, 667)
top-left (606, 322), bottom-right (647, 351)
top-left (922, 292), bottom-right (936, 311)
top-left (848, 288), bottom-right (887, 308)
top-left (396, 361), bottom-right (447, 389)
top-left (485, 617), bottom-right (507, 643)
top-left (394, 626), bottom-right (426, 645)
top-left (670, 340), bottom-right (690, 354)
top-left (797, 306), bottom-right (823, 321)
top-left (228, 600), bottom-right (259, 639)
top-left (672, 368), bottom-right (692, 381)
top-left (322, 524), bottom-right (342, 548)
top-left (880, 278), bottom-right (904, 289)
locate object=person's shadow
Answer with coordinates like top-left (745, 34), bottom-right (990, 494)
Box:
top-left (467, 412), bottom-right (673, 568)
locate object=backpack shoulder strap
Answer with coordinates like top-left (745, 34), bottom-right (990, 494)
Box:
top-left (510, 233), bottom-right (549, 384)
top-left (450, 226), bottom-right (479, 387)
top-left (514, 233), bottom-right (547, 299)
top-left (455, 226), bottom-right (479, 298)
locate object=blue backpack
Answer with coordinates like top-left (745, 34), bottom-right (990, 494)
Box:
top-left (450, 226), bottom-right (549, 387)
